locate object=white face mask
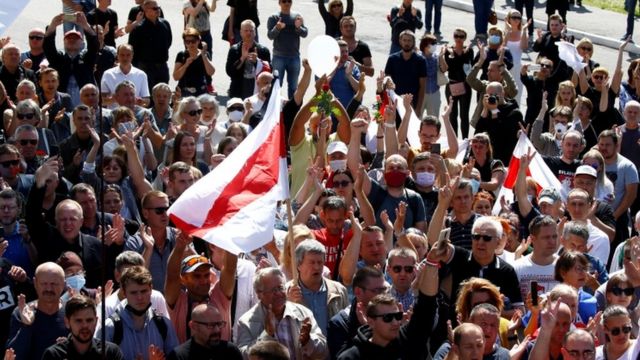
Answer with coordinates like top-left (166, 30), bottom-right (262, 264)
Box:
top-left (329, 159), bottom-right (347, 172)
top-left (555, 122), bottom-right (568, 136)
top-left (228, 110), bottom-right (244, 122)
top-left (415, 171), bottom-right (436, 187)
top-left (470, 179), bottom-right (480, 194)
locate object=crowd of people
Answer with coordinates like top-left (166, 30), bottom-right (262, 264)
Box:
top-left (0, 0), bottom-right (639, 359)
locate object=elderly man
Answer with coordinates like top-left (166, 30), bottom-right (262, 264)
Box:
top-left (236, 267), bottom-right (328, 359)
top-left (165, 235), bottom-right (237, 344)
top-left (13, 125), bottom-right (43, 175)
top-left (225, 20), bottom-right (271, 99)
top-left (101, 44), bottom-right (150, 108)
top-left (26, 159), bottom-right (104, 287)
top-left (7, 262), bottom-right (69, 360)
top-left (79, 84), bottom-right (113, 134)
top-left (528, 301), bottom-right (574, 360)
top-left (618, 101), bottom-right (640, 218)
top-left (0, 44), bottom-right (37, 102)
top-left (43, 13), bottom-right (98, 107)
top-left (42, 295), bottom-right (124, 360)
top-left (128, 0), bottom-right (173, 91)
top-left (20, 28), bottom-right (47, 71)
top-left (451, 323), bottom-right (485, 360)
top-left (328, 266), bottom-right (386, 359)
top-left (561, 330), bottom-right (598, 360)
top-left (167, 304), bottom-right (242, 360)
top-left (474, 82), bottom-right (524, 165)
top-left (285, 239), bottom-right (348, 336)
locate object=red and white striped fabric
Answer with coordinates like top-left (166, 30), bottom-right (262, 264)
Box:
top-left (168, 83), bottom-right (288, 254)
top-left (492, 133), bottom-right (562, 214)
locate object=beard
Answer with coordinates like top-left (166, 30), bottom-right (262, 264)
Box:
top-left (72, 329), bottom-right (94, 344)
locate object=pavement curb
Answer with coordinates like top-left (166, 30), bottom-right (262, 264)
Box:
top-left (443, 0), bottom-right (640, 53)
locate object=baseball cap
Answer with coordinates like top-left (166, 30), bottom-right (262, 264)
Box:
top-left (64, 30), bottom-right (83, 40)
top-left (538, 187), bottom-right (561, 204)
top-left (180, 255), bottom-right (213, 275)
top-left (327, 141), bottom-right (348, 155)
top-left (575, 165), bottom-right (597, 178)
top-left (226, 98), bottom-right (243, 109)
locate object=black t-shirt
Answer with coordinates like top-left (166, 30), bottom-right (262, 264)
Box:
top-left (127, 5), bottom-right (164, 22)
top-left (227, 0), bottom-right (260, 28)
top-left (167, 339), bottom-right (242, 360)
top-left (405, 178), bottom-right (439, 223)
top-left (175, 51), bottom-right (208, 96)
top-left (543, 156), bottom-right (580, 188)
top-left (88, 8), bottom-right (119, 47)
top-left (444, 46), bottom-right (474, 83)
top-left (349, 40), bottom-right (372, 65)
top-left (582, 86), bottom-right (624, 134)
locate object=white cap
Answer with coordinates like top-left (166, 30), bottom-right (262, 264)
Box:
top-left (327, 141), bottom-right (348, 155)
top-left (575, 165), bottom-right (597, 178)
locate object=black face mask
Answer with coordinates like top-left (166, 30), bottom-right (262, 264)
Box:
top-left (125, 303), bottom-right (152, 317)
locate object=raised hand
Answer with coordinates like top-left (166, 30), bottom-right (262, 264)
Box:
top-left (299, 317), bottom-right (312, 345)
top-left (17, 294), bottom-right (35, 325)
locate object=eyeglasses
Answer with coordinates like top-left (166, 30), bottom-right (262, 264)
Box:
top-left (540, 64), bottom-right (552, 69)
top-left (610, 286), bottom-right (635, 296)
top-left (453, 34), bottom-right (466, 39)
top-left (0, 160), bottom-right (20, 168)
top-left (0, 205), bottom-right (17, 211)
top-left (184, 38), bottom-right (199, 44)
top-left (471, 234), bottom-right (494, 242)
top-left (370, 311), bottom-right (403, 323)
top-left (186, 109), bottom-right (203, 117)
top-left (593, 75), bottom-right (605, 80)
top-left (17, 113), bottom-right (35, 120)
top-left (29, 35), bottom-right (44, 40)
top-left (262, 285), bottom-right (286, 294)
top-left (194, 320), bottom-right (227, 329)
top-left (391, 265), bottom-right (414, 273)
top-left (607, 325), bottom-right (633, 336)
top-left (19, 139), bottom-right (38, 146)
top-left (565, 350), bottom-right (595, 359)
top-left (332, 180), bottom-right (351, 188)
top-left (579, 47), bottom-right (593, 51)
top-left (145, 206), bottom-right (169, 214)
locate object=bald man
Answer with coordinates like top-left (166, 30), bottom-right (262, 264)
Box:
top-left (26, 159), bottom-right (105, 287)
top-left (167, 304), bottom-right (242, 360)
top-left (561, 329), bottom-right (596, 360)
top-left (529, 301), bottom-right (573, 360)
top-left (7, 262), bottom-right (69, 360)
top-left (452, 323), bottom-right (485, 360)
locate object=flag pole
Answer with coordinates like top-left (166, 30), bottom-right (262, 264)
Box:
top-left (286, 199), bottom-right (298, 281)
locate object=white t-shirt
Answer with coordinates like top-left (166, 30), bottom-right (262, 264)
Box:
top-left (586, 220), bottom-right (610, 265)
top-left (513, 254), bottom-right (559, 301)
top-left (596, 341), bottom-right (637, 360)
top-left (101, 66), bottom-right (150, 104)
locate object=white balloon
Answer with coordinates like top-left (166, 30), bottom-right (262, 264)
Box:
top-left (307, 36), bottom-right (340, 78)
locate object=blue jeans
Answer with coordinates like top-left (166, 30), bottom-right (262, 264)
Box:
top-left (272, 55), bottom-right (300, 99)
top-left (626, 0), bottom-right (638, 36)
top-left (473, 0), bottom-right (494, 36)
top-left (425, 0), bottom-right (443, 33)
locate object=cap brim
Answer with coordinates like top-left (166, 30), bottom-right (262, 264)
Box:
top-left (182, 262), bottom-right (213, 274)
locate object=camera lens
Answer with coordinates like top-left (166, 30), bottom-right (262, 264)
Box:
top-left (488, 95), bottom-right (497, 105)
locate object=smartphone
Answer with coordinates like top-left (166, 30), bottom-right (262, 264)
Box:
top-left (528, 64), bottom-right (541, 72)
top-left (531, 281), bottom-right (539, 306)
top-left (0, 227), bottom-right (5, 239)
top-left (431, 143), bottom-right (441, 155)
top-left (63, 14), bottom-right (76, 23)
top-left (435, 227), bottom-right (451, 256)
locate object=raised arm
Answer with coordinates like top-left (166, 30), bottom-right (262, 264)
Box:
top-left (612, 38), bottom-right (630, 94)
top-left (119, 132), bottom-right (153, 199)
top-left (354, 165), bottom-right (375, 226)
top-left (426, 176), bottom-right (456, 246)
top-left (441, 97), bottom-right (458, 158)
top-left (347, 118), bottom-right (371, 195)
top-left (293, 169), bottom-right (323, 226)
top-left (515, 147), bottom-right (535, 217)
top-left (289, 76), bottom-right (324, 147)
top-left (218, 249), bottom-right (238, 299)
top-left (164, 232), bottom-right (192, 308)
top-left (338, 212), bottom-right (362, 286)
top-left (383, 100), bottom-right (399, 157)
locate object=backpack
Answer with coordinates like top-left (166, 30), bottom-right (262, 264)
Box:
top-left (110, 310), bottom-right (168, 345)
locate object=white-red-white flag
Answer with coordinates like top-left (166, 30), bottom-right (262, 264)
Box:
top-left (168, 83), bottom-right (287, 254)
top-left (492, 133), bottom-right (562, 214)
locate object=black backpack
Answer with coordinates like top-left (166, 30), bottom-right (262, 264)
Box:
top-left (110, 310), bottom-right (168, 345)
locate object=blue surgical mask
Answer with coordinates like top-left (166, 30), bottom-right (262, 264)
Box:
top-left (470, 179), bottom-right (480, 194)
top-left (415, 171), bottom-right (436, 187)
top-left (488, 35), bottom-right (501, 45)
top-left (65, 274), bottom-right (86, 291)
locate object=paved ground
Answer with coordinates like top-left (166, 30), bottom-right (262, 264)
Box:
top-left (2, 0), bottom-right (635, 137)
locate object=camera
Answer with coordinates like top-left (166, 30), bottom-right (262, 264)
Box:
top-left (488, 95), bottom-right (498, 105)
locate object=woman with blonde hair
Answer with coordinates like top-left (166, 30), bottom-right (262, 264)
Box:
top-left (504, 9), bottom-right (530, 103)
top-left (554, 80), bottom-right (577, 109)
top-left (580, 149), bottom-right (615, 203)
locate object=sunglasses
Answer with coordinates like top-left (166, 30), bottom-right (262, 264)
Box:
top-left (332, 180), bottom-right (351, 188)
top-left (331, 3), bottom-right (342, 7)
top-left (228, 106), bottom-right (244, 112)
top-left (540, 64), bottom-right (552, 69)
top-left (580, 47), bottom-right (593, 51)
top-left (17, 113), bottom-right (35, 120)
top-left (29, 35), bottom-right (44, 40)
top-left (471, 234), bottom-right (494, 242)
top-left (193, 320), bottom-right (227, 329)
top-left (19, 139), bottom-right (38, 146)
top-left (607, 325), bottom-right (632, 336)
top-left (370, 311), bottom-right (403, 323)
top-left (610, 286), bottom-right (635, 296)
top-left (453, 34), bottom-right (466, 39)
top-left (281, 0), bottom-right (292, 3)
top-left (184, 38), bottom-right (199, 44)
top-left (150, 6), bottom-right (161, 11)
top-left (0, 160), bottom-right (20, 168)
top-left (146, 206), bottom-right (169, 214)
top-left (186, 109), bottom-right (203, 117)
top-left (593, 75), bottom-right (605, 80)
top-left (391, 265), bottom-right (414, 274)
top-left (511, 16), bottom-right (522, 20)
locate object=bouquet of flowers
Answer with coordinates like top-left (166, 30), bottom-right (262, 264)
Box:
top-left (310, 82), bottom-right (341, 116)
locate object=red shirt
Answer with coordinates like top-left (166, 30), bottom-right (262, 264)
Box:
top-left (311, 228), bottom-right (353, 276)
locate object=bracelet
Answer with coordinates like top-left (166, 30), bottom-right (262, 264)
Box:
top-left (384, 123), bottom-right (396, 128)
top-left (424, 260), bottom-right (440, 268)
